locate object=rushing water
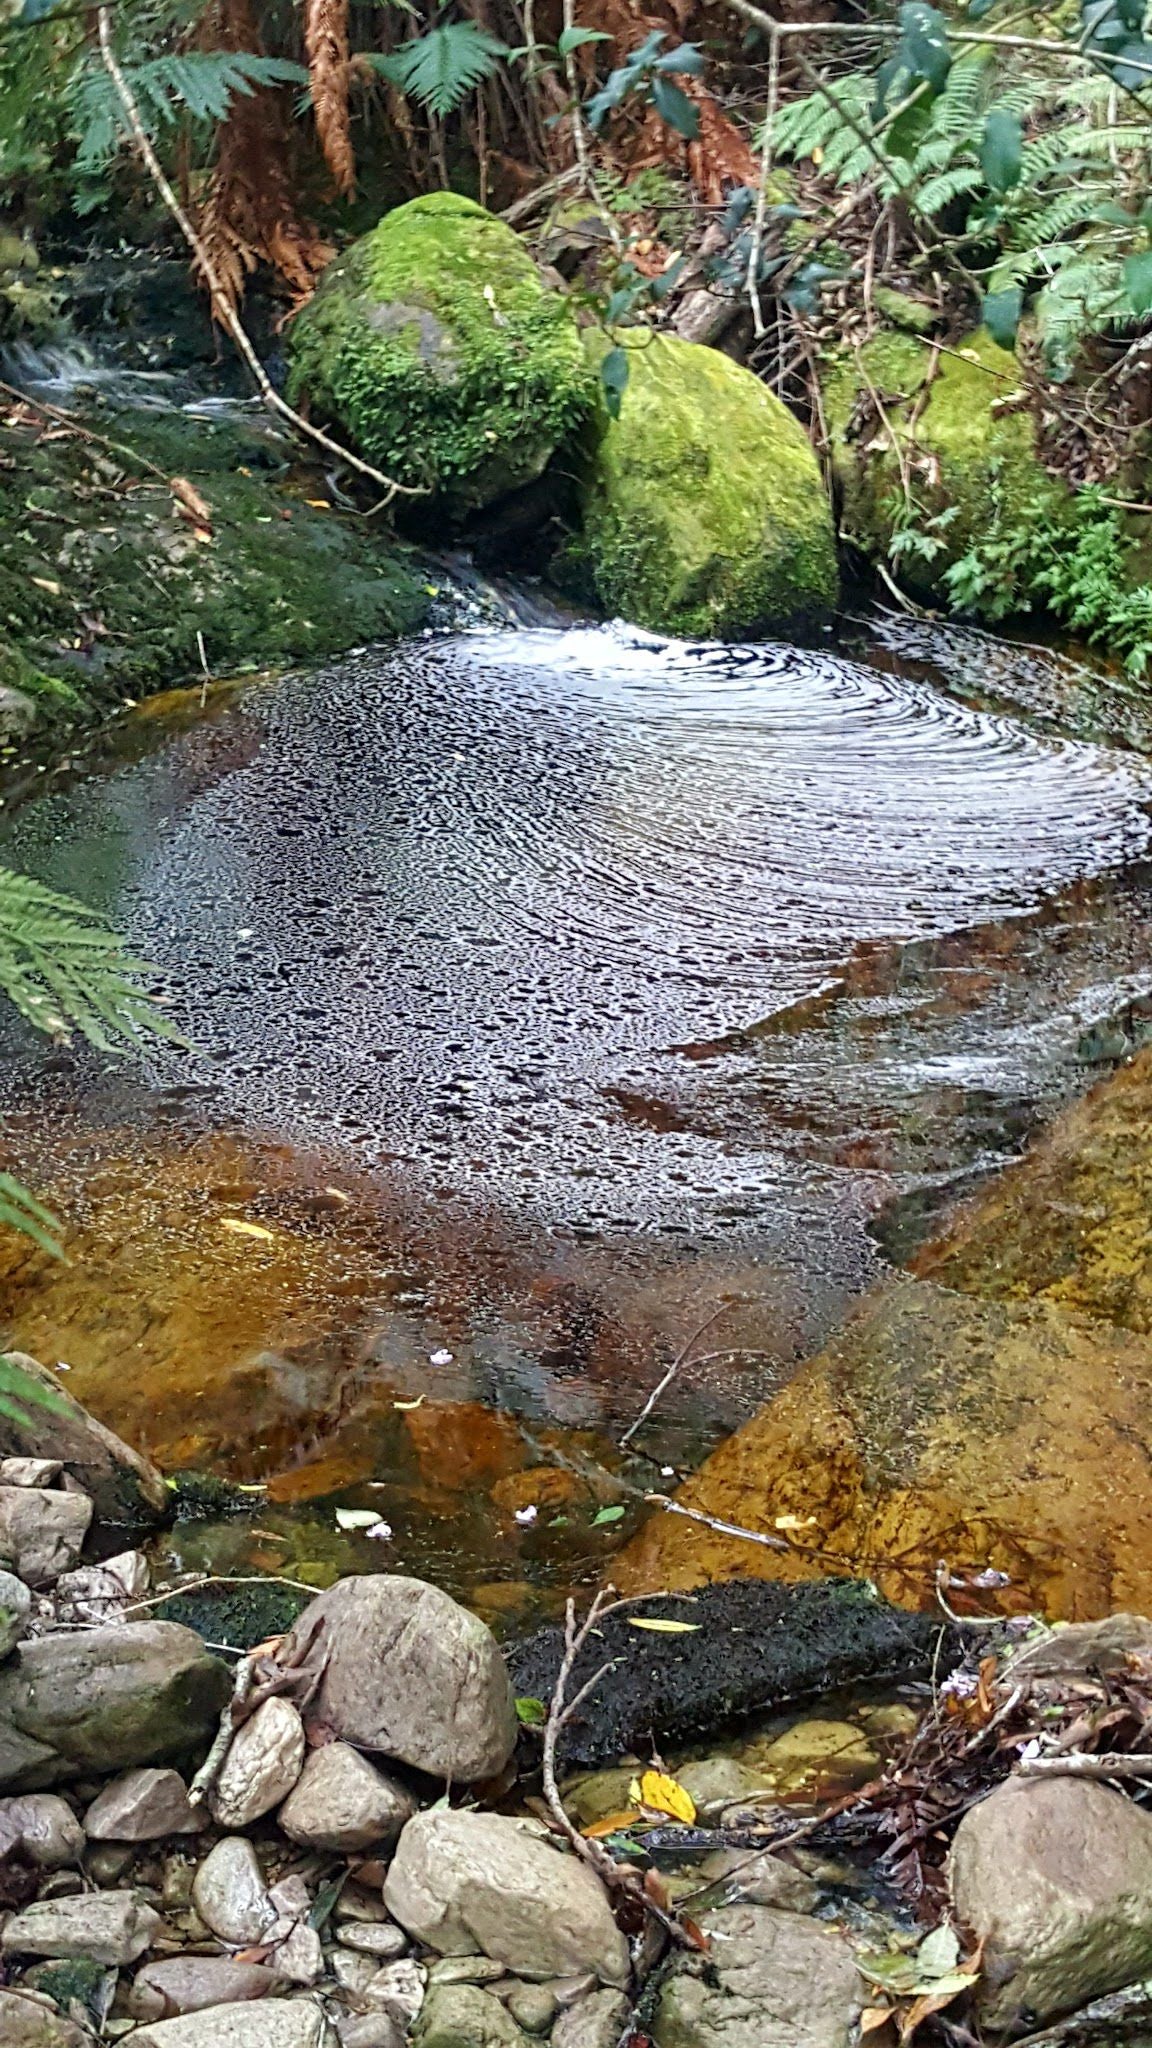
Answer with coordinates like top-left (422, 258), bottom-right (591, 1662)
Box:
top-left (1, 620), bottom-right (1151, 1617)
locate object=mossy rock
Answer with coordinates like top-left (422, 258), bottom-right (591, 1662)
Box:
top-left (557, 330), bottom-right (839, 639)
top-left (0, 404), bottom-right (430, 713)
top-left (823, 326), bottom-right (1062, 592)
top-left (287, 192), bottom-right (595, 514)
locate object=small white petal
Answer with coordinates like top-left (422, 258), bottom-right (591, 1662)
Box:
top-left (514, 1505), bottom-right (538, 1526)
top-left (366, 1520), bottom-right (393, 1541)
top-left (429, 1348), bottom-right (454, 1366)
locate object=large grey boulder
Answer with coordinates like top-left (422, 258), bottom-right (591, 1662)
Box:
top-left (0, 1352), bottom-right (168, 1526)
top-left (285, 1575), bottom-right (517, 1782)
top-left (0, 1486), bottom-right (91, 1587)
top-left (1, 1889), bottom-right (161, 1965)
top-left (0, 1621), bottom-right (230, 1789)
top-left (949, 1774), bottom-right (1152, 2028)
top-left (0, 1989), bottom-right (91, 2048)
top-left (414, 1984), bottom-right (530, 2048)
top-left (653, 1904), bottom-right (863, 2048)
top-left (278, 1740), bottom-right (416, 1851)
top-left (129, 2001), bottom-right (335, 2047)
top-left (385, 1810), bottom-right (628, 1987)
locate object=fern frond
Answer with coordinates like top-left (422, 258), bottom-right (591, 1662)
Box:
top-left (366, 23), bottom-right (507, 116)
top-left (305, 0), bottom-right (354, 195)
top-left (917, 163), bottom-right (984, 216)
top-left (0, 1351), bottom-right (74, 1421)
top-left (71, 51), bottom-right (308, 168)
top-left (0, 1176), bottom-right (63, 1260)
top-left (0, 868), bottom-right (176, 1053)
top-left (1011, 185), bottom-right (1118, 247)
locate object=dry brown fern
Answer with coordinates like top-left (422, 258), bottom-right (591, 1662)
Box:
top-left (196, 0), bottom-right (332, 315)
top-left (305, 0), bottom-right (355, 197)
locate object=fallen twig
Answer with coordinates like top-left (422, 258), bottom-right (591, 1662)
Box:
top-left (1017, 1751), bottom-right (1152, 1781)
top-left (620, 1298), bottom-right (757, 1448)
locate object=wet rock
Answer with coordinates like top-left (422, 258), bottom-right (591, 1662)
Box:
top-left (210, 1696), bottom-right (305, 1827)
top-left (192, 1836), bottom-right (275, 1946)
top-left (129, 1958), bottom-right (285, 2019)
top-left (428, 1957), bottom-right (509, 1985)
top-left (85, 1766), bottom-right (205, 1841)
top-left (414, 1983), bottom-right (530, 2048)
top-left (22, 1956), bottom-right (111, 2025)
top-left (509, 1580), bottom-right (945, 1770)
top-left (560, 1767), bottom-right (638, 1828)
top-left (0, 1487), bottom-right (92, 1587)
top-left (745, 1718), bottom-right (878, 1795)
top-left (337, 1921), bottom-right (408, 1959)
top-left (675, 1758), bottom-right (773, 1815)
top-left (285, 1575), bottom-right (517, 1782)
top-left (278, 1740), bottom-right (415, 1851)
top-left (129, 2000), bottom-right (335, 2046)
top-left (697, 1847), bottom-right (819, 1912)
top-left (0, 1623), bottom-right (229, 1790)
top-left (266, 1874), bottom-right (323, 1985)
top-left (385, 1810), bottom-right (629, 1985)
top-left (654, 1904), bottom-right (862, 2048)
top-left (552, 1990), bottom-right (631, 2048)
top-left (1005, 1613), bottom-right (1152, 1679)
top-left (332, 1952), bottom-right (381, 1994)
top-left (504, 1983), bottom-right (557, 2034)
top-left (1, 1889), bottom-right (162, 1965)
top-left (949, 1774), bottom-right (1152, 2028)
top-left (0, 1566), bottom-right (31, 1657)
top-left (0, 1793), bottom-right (85, 1868)
top-left (0, 1988), bottom-right (92, 2048)
top-left (0, 1458), bottom-right (62, 1487)
top-left (0, 1353), bottom-right (168, 1527)
top-left (87, 1840), bottom-right (136, 1884)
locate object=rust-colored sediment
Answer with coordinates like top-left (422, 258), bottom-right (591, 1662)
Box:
top-left (614, 1047), bottom-right (1152, 1616)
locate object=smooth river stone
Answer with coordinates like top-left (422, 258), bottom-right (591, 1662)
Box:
top-left (0, 1989), bottom-right (92, 2048)
top-left (128, 2001), bottom-right (335, 2047)
top-left (85, 1767), bottom-right (206, 1841)
top-left (0, 1793), bottom-right (85, 1868)
top-left (192, 1836), bottom-right (275, 1945)
top-left (0, 1486), bottom-right (91, 1588)
top-left (129, 1957), bottom-right (286, 2020)
top-left (210, 1696), bottom-right (305, 1828)
top-left (278, 1741), bottom-right (416, 1852)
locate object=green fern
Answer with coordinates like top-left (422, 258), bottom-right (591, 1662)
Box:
top-left (71, 49), bottom-right (308, 169)
top-left (0, 1176), bottom-right (63, 1260)
top-left (366, 23), bottom-right (508, 116)
top-left (0, 867), bottom-right (176, 1053)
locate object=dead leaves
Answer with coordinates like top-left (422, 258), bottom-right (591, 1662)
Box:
top-left (857, 1926), bottom-right (982, 2043)
top-left (170, 475), bottom-right (214, 541)
top-left (304, 0), bottom-right (355, 197)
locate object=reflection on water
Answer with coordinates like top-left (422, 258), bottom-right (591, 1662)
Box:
top-left (0, 622), bottom-right (1150, 1613)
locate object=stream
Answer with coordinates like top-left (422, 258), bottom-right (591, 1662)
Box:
top-left (1, 610), bottom-right (1151, 1627)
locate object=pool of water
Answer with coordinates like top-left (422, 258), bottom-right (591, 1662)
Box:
top-left (0, 620), bottom-right (1149, 1622)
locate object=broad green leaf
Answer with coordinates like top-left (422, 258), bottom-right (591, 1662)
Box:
top-left (592, 1503), bottom-right (626, 1525)
top-left (556, 26), bottom-right (612, 54)
top-left (650, 73), bottom-right (699, 139)
top-left (982, 284), bottom-right (1023, 348)
top-left (515, 1696), bottom-right (547, 1726)
top-left (1126, 249), bottom-right (1152, 313)
top-left (980, 109), bottom-right (1022, 194)
top-left (600, 344), bottom-right (630, 419)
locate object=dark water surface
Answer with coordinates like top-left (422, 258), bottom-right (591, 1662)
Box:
top-left (1, 621), bottom-right (1150, 1618)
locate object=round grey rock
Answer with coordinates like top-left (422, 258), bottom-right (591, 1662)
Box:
top-left (653, 1904), bottom-right (863, 2048)
top-left (192, 1836), bottom-right (275, 1946)
top-left (1, 1889), bottom-right (162, 1965)
top-left (128, 2001), bottom-right (335, 2046)
top-left (279, 1740), bottom-right (416, 1852)
top-left (85, 1767), bottom-right (206, 1841)
top-left (285, 1575), bottom-right (516, 1782)
top-left (0, 1569), bottom-right (31, 1659)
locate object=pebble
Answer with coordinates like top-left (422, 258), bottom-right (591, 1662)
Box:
top-left (0, 1794), bottom-right (85, 1870)
top-left (192, 1837), bottom-right (275, 1945)
top-left (331, 1951), bottom-right (382, 1994)
top-left (337, 1921), bottom-right (408, 1959)
top-left (336, 2020), bottom-right (406, 2048)
top-left (363, 1957), bottom-right (426, 2023)
top-left (210, 1697), bottom-right (305, 1829)
top-left (428, 1955), bottom-right (509, 1984)
top-left (505, 1983), bottom-right (558, 2033)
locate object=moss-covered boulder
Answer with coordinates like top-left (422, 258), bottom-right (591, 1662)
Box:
top-left (823, 326), bottom-right (1059, 591)
top-left (558, 330), bottom-right (839, 639)
top-left (287, 192), bottom-right (594, 513)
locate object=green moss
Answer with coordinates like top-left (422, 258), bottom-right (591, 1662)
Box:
top-left (558, 330), bottom-right (838, 639)
top-left (0, 406), bottom-right (430, 713)
top-left (823, 326), bottom-right (1059, 583)
top-left (288, 193), bottom-right (596, 513)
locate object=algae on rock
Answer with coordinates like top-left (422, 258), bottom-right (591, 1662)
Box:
top-left (558, 329), bottom-right (838, 639)
top-left (287, 192), bottom-right (595, 512)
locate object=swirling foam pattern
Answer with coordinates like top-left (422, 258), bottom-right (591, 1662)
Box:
top-left (3, 623), bottom-right (1151, 1234)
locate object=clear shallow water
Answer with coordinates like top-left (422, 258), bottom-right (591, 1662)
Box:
top-left (0, 620), bottom-right (1150, 1611)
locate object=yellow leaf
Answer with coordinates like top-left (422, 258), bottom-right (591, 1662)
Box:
top-left (861, 2009), bottom-right (895, 2036)
top-left (811, 144), bottom-right (824, 165)
top-left (628, 1618), bottom-right (701, 1635)
top-left (394, 1396), bottom-right (425, 1411)
top-left (220, 1218), bottom-right (276, 1242)
top-left (582, 1809), bottom-right (642, 1839)
top-left (305, 498), bottom-right (330, 509)
top-left (774, 1513), bottom-right (818, 1530)
top-left (636, 1770), bottom-right (696, 1823)
top-left (30, 576), bottom-right (61, 595)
